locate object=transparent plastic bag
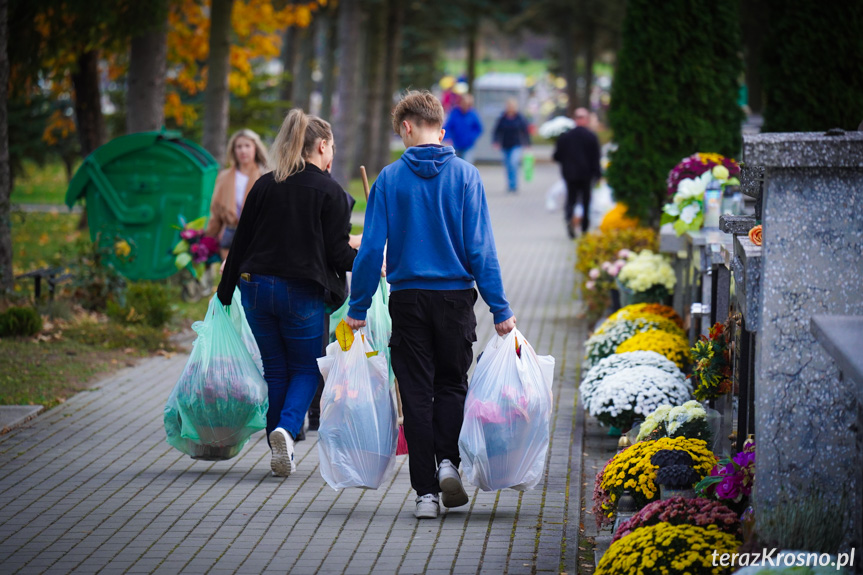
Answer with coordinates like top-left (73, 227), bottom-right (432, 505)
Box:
top-left (229, 287), bottom-right (263, 374)
top-left (458, 328), bottom-right (554, 491)
top-left (316, 331), bottom-right (397, 489)
top-left (164, 295), bottom-right (268, 460)
top-left (365, 277), bottom-right (394, 385)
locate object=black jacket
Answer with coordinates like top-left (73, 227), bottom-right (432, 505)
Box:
top-left (217, 164), bottom-right (357, 306)
top-left (492, 113), bottom-right (530, 150)
top-left (553, 126), bottom-right (601, 183)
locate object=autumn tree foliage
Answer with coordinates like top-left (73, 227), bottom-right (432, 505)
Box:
top-left (166, 0), bottom-right (319, 133)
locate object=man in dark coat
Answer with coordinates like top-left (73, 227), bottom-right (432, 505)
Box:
top-left (553, 108), bottom-right (601, 238)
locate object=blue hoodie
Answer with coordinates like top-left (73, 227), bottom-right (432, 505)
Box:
top-left (348, 145), bottom-right (513, 324)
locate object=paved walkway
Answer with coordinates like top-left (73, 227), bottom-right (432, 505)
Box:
top-left (0, 160), bottom-right (589, 575)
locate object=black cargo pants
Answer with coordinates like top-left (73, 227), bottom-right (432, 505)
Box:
top-left (388, 288), bottom-right (478, 497)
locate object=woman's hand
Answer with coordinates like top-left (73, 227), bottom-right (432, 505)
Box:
top-left (349, 234), bottom-right (362, 249)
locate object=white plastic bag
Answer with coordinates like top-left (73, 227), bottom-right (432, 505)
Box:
top-left (458, 329), bottom-right (554, 491)
top-left (316, 331), bottom-right (397, 489)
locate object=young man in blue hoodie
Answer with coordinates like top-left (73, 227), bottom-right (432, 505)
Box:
top-left (345, 91), bottom-right (516, 519)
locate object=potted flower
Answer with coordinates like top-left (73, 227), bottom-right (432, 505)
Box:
top-left (690, 322), bottom-right (733, 401)
top-left (584, 250), bottom-right (630, 311)
top-left (635, 400), bottom-right (717, 447)
top-left (597, 523), bottom-right (739, 574)
top-left (695, 440), bottom-right (755, 514)
top-left (594, 436), bottom-right (716, 517)
top-left (582, 365), bottom-right (693, 431)
top-left (661, 152), bottom-right (741, 237)
top-left (584, 315), bottom-right (686, 370)
top-left (615, 250), bottom-right (676, 306)
top-left (612, 496), bottom-right (741, 543)
top-left (580, 350), bottom-right (683, 406)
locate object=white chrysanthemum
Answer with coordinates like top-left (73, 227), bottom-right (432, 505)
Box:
top-left (538, 116), bottom-right (576, 139)
top-left (581, 351), bottom-right (682, 404)
top-left (585, 366), bottom-right (693, 426)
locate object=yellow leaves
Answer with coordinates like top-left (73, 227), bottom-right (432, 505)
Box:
top-left (336, 320), bottom-right (354, 352)
top-left (38, 234), bottom-right (50, 246)
top-left (42, 110), bottom-right (76, 146)
top-left (167, 0), bottom-right (320, 104)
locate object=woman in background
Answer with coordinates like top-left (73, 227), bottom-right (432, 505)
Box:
top-left (217, 110), bottom-right (358, 478)
top-left (206, 129), bottom-right (269, 260)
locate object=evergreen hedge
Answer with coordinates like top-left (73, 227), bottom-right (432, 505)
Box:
top-left (761, 0), bottom-right (863, 133)
top-left (607, 0), bottom-right (743, 223)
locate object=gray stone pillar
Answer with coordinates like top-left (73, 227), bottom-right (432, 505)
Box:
top-left (744, 131), bottom-right (863, 553)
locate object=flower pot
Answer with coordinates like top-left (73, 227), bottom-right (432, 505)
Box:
top-left (609, 288), bottom-right (621, 313)
top-left (660, 485), bottom-right (696, 500)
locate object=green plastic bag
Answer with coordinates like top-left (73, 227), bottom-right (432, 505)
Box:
top-left (329, 277), bottom-right (394, 385)
top-left (523, 151), bottom-right (535, 182)
top-left (164, 295), bottom-right (267, 460)
top-left (365, 277), bottom-right (394, 386)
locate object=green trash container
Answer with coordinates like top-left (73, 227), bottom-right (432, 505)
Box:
top-left (65, 129), bottom-right (219, 281)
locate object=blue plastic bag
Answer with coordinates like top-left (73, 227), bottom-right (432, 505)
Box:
top-left (164, 294), bottom-right (267, 460)
top-left (458, 329), bottom-right (554, 491)
top-left (316, 329), bottom-right (397, 489)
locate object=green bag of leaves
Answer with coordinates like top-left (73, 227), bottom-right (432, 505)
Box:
top-left (523, 151), bottom-right (535, 182)
top-left (164, 294), bottom-right (267, 460)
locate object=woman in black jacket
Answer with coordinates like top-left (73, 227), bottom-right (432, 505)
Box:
top-left (217, 109), bottom-right (358, 477)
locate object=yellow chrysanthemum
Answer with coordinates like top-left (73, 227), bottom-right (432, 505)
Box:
top-left (597, 523), bottom-right (739, 575)
top-left (608, 303), bottom-right (684, 329)
top-left (600, 203), bottom-right (640, 231)
top-left (616, 329), bottom-right (693, 369)
top-left (600, 437), bottom-right (716, 509)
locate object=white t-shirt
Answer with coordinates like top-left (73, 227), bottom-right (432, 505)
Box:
top-left (235, 170), bottom-right (250, 217)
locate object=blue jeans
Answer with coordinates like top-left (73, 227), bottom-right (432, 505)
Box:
top-left (240, 274), bottom-right (325, 441)
top-left (503, 146), bottom-right (521, 191)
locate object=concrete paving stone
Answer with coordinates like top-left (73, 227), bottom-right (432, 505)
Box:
top-left (0, 161), bottom-right (588, 575)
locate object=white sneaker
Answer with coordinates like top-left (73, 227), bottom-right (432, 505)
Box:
top-left (269, 428), bottom-right (295, 477)
top-left (415, 494), bottom-right (440, 519)
top-left (437, 459), bottom-right (469, 508)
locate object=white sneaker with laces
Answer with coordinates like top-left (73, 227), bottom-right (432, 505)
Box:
top-left (415, 494), bottom-right (440, 519)
top-left (269, 428), bottom-right (295, 477)
top-left (437, 459), bottom-right (469, 508)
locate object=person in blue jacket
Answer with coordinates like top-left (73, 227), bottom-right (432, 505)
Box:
top-left (443, 94), bottom-right (483, 163)
top-left (345, 91), bottom-right (517, 520)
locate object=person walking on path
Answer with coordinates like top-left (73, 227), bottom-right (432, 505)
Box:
top-left (217, 110), bottom-right (359, 478)
top-left (443, 93), bottom-right (483, 164)
top-left (492, 98), bottom-right (531, 193)
top-left (553, 108), bottom-right (601, 238)
top-left (205, 129), bottom-right (269, 260)
top-left (345, 91), bottom-right (516, 520)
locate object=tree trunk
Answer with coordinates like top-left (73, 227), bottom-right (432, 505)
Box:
top-left (741, 0), bottom-right (766, 114)
top-left (279, 25), bottom-right (297, 113)
top-left (292, 23), bottom-right (314, 112)
top-left (71, 50), bottom-right (105, 157)
top-left (126, 12), bottom-right (168, 134)
top-left (202, 0), bottom-right (234, 166)
top-left (71, 49), bottom-right (105, 231)
top-left (364, 6), bottom-right (385, 175)
top-left (319, 8), bottom-right (338, 121)
top-left (0, 0), bottom-right (12, 293)
top-left (466, 18), bottom-right (478, 94)
top-left (373, 0), bottom-right (403, 172)
top-left (582, 21), bottom-right (596, 108)
top-left (330, 0), bottom-right (361, 187)
top-left (560, 26), bottom-right (580, 116)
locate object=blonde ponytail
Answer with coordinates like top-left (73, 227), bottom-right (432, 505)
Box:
top-left (271, 108), bottom-right (333, 182)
